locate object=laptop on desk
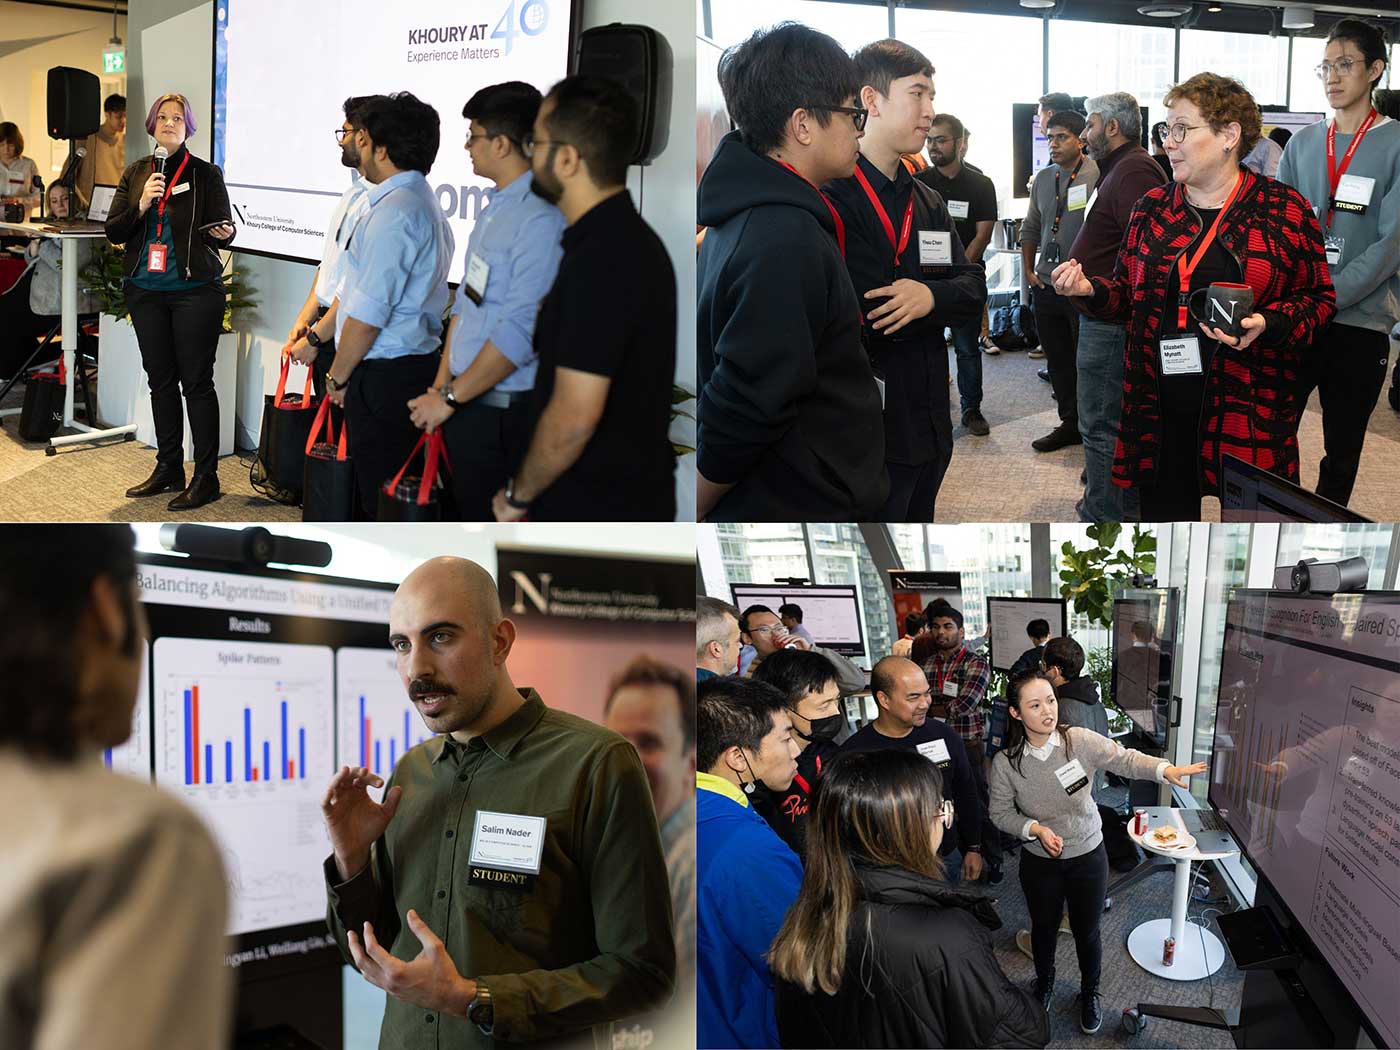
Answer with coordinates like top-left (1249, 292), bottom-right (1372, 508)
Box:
top-left (1178, 808), bottom-right (1236, 852)
top-left (46, 184), bottom-right (117, 230)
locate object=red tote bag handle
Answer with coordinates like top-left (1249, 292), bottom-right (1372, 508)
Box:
top-left (274, 350), bottom-right (314, 409)
top-left (305, 398), bottom-right (349, 460)
top-left (383, 430), bottom-right (449, 505)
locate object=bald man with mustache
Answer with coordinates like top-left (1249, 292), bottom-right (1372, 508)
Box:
top-left (322, 557), bottom-right (676, 1049)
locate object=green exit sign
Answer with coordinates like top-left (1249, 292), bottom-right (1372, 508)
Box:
top-left (103, 49), bottom-right (125, 74)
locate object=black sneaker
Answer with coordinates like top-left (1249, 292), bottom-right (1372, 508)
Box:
top-left (1078, 988), bottom-right (1103, 1034)
top-left (986, 860), bottom-right (1004, 885)
top-left (1037, 368), bottom-right (1051, 383)
top-left (962, 409), bottom-right (990, 436)
top-left (1032, 973), bottom-right (1054, 1015)
top-left (1032, 423), bottom-right (1083, 453)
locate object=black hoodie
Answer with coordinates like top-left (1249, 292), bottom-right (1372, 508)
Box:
top-left (697, 131), bottom-right (887, 521)
top-left (775, 863), bottom-right (1050, 1049)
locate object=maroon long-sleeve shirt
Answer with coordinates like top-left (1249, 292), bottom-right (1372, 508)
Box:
top-left (1067, 142), bottom-right (1166, 281)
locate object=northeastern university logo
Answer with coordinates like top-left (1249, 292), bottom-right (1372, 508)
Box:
top-left (510, 571), bottom-right (553, 614)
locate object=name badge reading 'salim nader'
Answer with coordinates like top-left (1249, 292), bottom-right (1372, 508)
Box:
top-left (468, 810), bottom-right (547, 891)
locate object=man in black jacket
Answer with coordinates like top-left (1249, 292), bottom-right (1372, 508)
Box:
top-left (825, 39), bottom-right (986, 521)
top-left (1009, 618), bottom-right (1051, 677)
top-left (697, 23), bottom-right (887, 522)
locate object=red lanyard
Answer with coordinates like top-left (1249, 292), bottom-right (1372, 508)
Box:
top-left (155, 152), bottom-right (190, 239)
top-left (791, 755), bottom-right (821, 795)
top-left (1175, 170), bottom-right (1244, 331)
top-left (933, 648), bottom-right (965, 693)
top-left (853, 165), bottom-right (915, 266)
top-left (778, 161), bottom-right (845, 258)
top-left (1325, 107), bottom-right (1377, 230)
top-left (1049, 157), bottom-right (1085, 238)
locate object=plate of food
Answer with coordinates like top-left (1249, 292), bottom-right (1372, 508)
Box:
top-left (1146, 825), bottom-right (1196, 851)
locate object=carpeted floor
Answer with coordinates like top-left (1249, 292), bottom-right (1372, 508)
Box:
top-left (987, 781), bottom-right (1243, 1049)
top-left (935, 340), bottom-right (1400, 523)
top-left (0, 377), bottom-right (300, 522)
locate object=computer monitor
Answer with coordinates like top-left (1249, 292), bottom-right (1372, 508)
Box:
top-left (1111, 589), bottom-right (1179, 747)
top-left (1220, 454), bottom-right (1371, 523)
top-left (1258, 108), bottom-right (1325, 144)
top-left (730, 582), bottom-right (866, 657)
top-left (986, 596), bottom-right (1067, 673)
top-left (1210, 589), bottom-right (1400, 1050)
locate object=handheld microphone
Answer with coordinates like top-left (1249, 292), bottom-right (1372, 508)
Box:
top-left (153, 145), bottom-right (169, 177)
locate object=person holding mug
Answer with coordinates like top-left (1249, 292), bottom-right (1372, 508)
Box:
top-left (989, 670), bottom-right (1206, 1035)
top-left (1052, 73), bottom-right (1336, 521)
top-left (105, 92), bottom-right (235, 511)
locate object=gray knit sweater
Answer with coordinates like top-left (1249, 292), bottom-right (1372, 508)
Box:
top-left (989, 727), bottom-right (1167, 859)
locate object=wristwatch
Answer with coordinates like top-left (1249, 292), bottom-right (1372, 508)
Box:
top-left (503, 479), bottom-right (531, 511)
top-left (467, 984), bottom-right (493, 1031)
top-left (325, 373), bottom-right (344, 393)
top-left (438, 385), bottom-right (460, 410)
top-left (305, 328), bottom-right (325, 349)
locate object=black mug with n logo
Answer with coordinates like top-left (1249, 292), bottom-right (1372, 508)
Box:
top-left (1187, 282), bottom-right (1255, 338)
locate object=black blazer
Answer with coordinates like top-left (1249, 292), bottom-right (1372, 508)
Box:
top-left (776, 863), bottom-right (1051, 1049)
top-left (106, 144), bottom-right (235, 284)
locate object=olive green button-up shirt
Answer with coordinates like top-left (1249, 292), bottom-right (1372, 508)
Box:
top-left (325, 689), bottom-right (676, 1048)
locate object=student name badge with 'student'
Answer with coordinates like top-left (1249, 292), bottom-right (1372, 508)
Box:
top-left (946, 199), bottom-right (970, 220)
top-left (1160, 336), bottom-right (1203, 376)
top-left (919, 230), bottom-right (953, 266)
top-left (463, 252), bottom-right (491, 306)
top-left (468, 810), bottom-right (546, 891)
top-left (146, 243), bottom-right (168, 273)
top-left (1324, 234), bottom-right (1344, 266)
top-left (1054, 757), bottom-right (1090, 795)
top-left (1067, 183), bottom-right (1088, 211)
top-left (916, 738), bottom-right (952, 766)
top-left (1332, 173), bottom-right (1374, 215)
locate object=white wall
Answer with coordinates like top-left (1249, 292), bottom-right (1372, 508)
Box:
top-left (0, 1), bottom-right (128, 183)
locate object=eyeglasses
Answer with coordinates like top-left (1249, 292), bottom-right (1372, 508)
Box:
top-left (746, 624), bottom-right (783, 636)
top-left (938, 799), bottom-right (955, 830)
top-left (1162, 122), bottom-right (1208, 144)
top-left (1315, 58), bottom-right (1359, 80)
top-left (522, 133), bottom-right (569, 158)
top-left (927, 135), bottom-right (954, 148)
top-left (334, 128), bottom-right (354, 143)
top-left (807, 105), bottom-right (868, 132)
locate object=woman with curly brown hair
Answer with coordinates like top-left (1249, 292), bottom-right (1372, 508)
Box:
top-left (1053, 72), bottom-right (1337, 521)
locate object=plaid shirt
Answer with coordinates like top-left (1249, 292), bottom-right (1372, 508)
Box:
top-left (1081, 168), bottom-right (1336, 493)
top-left (922, 643), bottom-right (990, 743)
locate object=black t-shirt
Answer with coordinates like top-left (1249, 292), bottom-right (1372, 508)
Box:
top-left (749, 738), bottom-right (838, 860)
top-left (527, 191), bottom-right (676, 520)
top-left (837, 719), bottom-right (983, 854)
top-left (915, 163), bottom-right (998, 254)
top-left (1162, 206), bottom-right (1232, 416)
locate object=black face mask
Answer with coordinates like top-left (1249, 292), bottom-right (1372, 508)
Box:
top-left (793, 711), bottom-right (843, 743)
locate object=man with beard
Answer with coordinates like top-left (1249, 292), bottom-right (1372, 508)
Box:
top-left (321, 557), bottom-right (675, 1047)
top-left (406, 82), bottom-right (566, 521)
top-left (825, 39), bottom-right (986, 519)
top-left (1063, 92), bottom-right (1164, 522)
top-left (748, 648), bottom-right (845, 858)
top-left (493, 75), bottom-right (676, 523)
top-left (285, 95), bottom-right (380, 394)
top-left (837, 656), bottom-right (985, 881)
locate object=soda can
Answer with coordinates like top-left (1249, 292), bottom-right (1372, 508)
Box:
top-left (1163, 937), bottom-right (1176, 966)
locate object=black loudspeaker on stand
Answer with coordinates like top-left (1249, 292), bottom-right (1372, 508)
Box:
top-left (576, 23), bottom-right (671, 164)
top-left (47, 66), bottom-right (101, 140)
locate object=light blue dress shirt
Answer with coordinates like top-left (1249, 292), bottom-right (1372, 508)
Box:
top-left (337, 169), bottom-right (454, 360)
top-left (447, 170), bottom-right (565, 392)
top-left (315, 172), bottom-right (369, 307)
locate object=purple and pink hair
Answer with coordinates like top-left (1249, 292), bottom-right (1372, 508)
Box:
top-left (144, 93), bottom-right (198, 137)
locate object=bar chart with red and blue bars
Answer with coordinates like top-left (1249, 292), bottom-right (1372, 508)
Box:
top-left (179, 684), bottom-right (310, 785)
top-left (336, 647), bottom-right (433, 799)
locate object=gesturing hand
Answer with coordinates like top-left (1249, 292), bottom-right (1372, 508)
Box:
top-left (1050, 259), bottom-right (1093, 297)
top-left (1163, 760), bottom-right (1208, 789)
top-left (865, 279), bottom-right (935, 335)
top-left (348, 910), bottom-right (474, 1017)
top-left (321, 765), bottom-right (402, 881)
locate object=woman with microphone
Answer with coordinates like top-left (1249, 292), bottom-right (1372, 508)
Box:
top-left (105, 92), bottom-right (235, 511)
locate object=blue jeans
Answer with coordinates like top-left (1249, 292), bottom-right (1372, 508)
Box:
top-left (1075, 318), bottom-right (1139, 522)
top-left (950, 317), bottom-right (983, 416)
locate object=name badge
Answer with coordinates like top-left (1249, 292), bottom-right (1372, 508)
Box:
top-left (946, 199), bottom-right (970, 220)
top-left (463, 252), bottom-right (491, 306)
top-left (1055, 757), bottom-right (1090, 795)
top-left (170, 182), bottom-right (191, 197)
top-left (919, 230), bottom-right (953, 266)
top-left (916, 738), bottom-right (952, 766)
top-left (1160, 336), bottom-right (1203, 376)
top-left (1334, 173), bottom-right (1375, 212)
top-left (942, 679), bottom-right (959, 698)
top-left (1083, 188), bottom-right (1099, 218)
top-left (1324, 234), bottom-right (1344, 266)
top-left (469, 810), bottom-right (546, 875)
top-left (1067, 183), bottom-right (1088, 211)
top-left (146, 243), bottom-right (169, 273)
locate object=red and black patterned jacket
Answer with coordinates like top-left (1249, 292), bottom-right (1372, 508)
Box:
top-left (1080, 167), bottom-right (1336, 494)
